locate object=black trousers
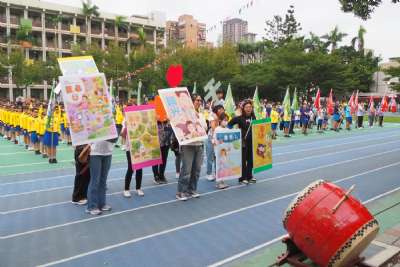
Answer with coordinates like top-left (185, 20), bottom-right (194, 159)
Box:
top-left (357, 116), bottom-right (364, 128)
top-left (379, 116), bottom-right (383, 127)
top-left (152, 145), bottom-right (170, 180)
top-left (240, 141), bottom-right (253, 181)
top-left (72, 147), bottom-right (90, 202)
top-left (125, 151), bottom-right (143, 190)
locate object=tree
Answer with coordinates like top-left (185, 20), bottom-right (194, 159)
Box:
top-left (264, 5), bottom-right (302, 46)
top-left (339, 0), bottom-right (400, 20)
top-left (321, 26), bottom-right (348, 52)
top-left (304, 32), bottom-right (328, 53)
top-left (351, 25), bottom-right (367, 52)
top-left (82, 0), bottom-right (100, 44)
top-left (137, 27), bottom-right (147, 51)
top-left (114, 15), bottom-right (127, 43)
top-left (48, 14), bottom-right (63, 55)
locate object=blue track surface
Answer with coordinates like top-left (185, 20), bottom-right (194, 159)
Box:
top-left (1, 126), bottom-right (400, 267)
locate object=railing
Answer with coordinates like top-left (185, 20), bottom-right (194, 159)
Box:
top-left (0, 15), bottom-right (6, 23)
top-left (31, 19), bottom-right (42, 27)
top-left (118, 31), bottom-right (128, 38)
top-left (105, 29), bottom-right (115, 36)
top-left (78, 25), bottom-right (86, 33)
top-left (91, 27), bottom-right (101, 35)
top-left (10, 16), bottom-right (19, 25)
top-left (61, 23), bottom-right (70, 31)
top-left (0, 36), bottom-right (7, 43)
top-left (45, 21), bottom-right (56, 29)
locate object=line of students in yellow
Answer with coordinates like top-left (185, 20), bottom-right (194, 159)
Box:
top-left (0, 103), bottom-right (70, 163)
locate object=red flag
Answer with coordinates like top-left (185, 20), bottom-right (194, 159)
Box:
top-left (389, 96), bottom-right (397, 113)
top-left (354, 90), bottom-right (359, 108)
top-left (348, 92), bottom-right (355, 114)
top-left (327, 88), bottom-right (334, 115)
top-left (313, 88), bottom-right (321, 110)
top-left (368, 95), bottom-right (374, 110)
top-left (381, 96), bottom-right (388, 112)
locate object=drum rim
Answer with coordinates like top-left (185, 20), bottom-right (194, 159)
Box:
top-left (327, 219), bottom-right (379, 267)
top-left (282, 179), bottom-right (325, 229)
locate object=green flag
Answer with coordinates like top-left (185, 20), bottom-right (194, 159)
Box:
top-left (223, 83), bottom-right (235, 119)
top-left (192, 81), bottom-right (197, 94)
top-left (291, 87), bottom-right (299, 111)
top-left (252, 86), bottom-right (263, 119)
top-left (137, 79), bottom-right (142, 105)
top-left (282, 87), bottom-right (291, 118)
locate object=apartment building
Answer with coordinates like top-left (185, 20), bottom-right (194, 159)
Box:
top-left (166, 15), bottom-right (206, 48)
top-left (0, 0), bottom-right (166, 101)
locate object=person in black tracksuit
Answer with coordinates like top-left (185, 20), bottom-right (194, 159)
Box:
top-left (228, 100), bottom-right (256, 185)
top-left (72, 145), bottom-right (90, 204)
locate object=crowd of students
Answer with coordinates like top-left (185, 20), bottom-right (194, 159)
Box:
top-left (0, 92), bottom-right (391, 215)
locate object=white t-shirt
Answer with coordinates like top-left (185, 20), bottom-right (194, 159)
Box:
top-left (90, 141), bottom-right (114, 156)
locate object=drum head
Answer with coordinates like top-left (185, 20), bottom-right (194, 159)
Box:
top-left (328, 219), bottom-right (379, 267)
top-left (282, 180), bottom-right (324, 228)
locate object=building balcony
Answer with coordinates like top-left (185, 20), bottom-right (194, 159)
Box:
top-left (45, 21), bottom-right (57, 29)
top-left (91, 27), bottom-right (101, 35)
top-left (10, 16), bottom-right (20, 25)
top-left (61, 24), bottom-right (70, 31)
top-left (0, 15), bottom-right (6, 23)
top-left (105, 29), bottom-right (115, 36)
top-left (31, 19), bottom-right (42, 27)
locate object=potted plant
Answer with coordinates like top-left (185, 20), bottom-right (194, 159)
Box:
top-left (16, 24), bottom-right (34, 48)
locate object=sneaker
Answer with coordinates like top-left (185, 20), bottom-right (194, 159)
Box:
top-left (176, 193), bottom-right (188, 201)
top-left (101, 205), bottom-right (112, 211)
top-left (239, 180), bottom-right (249, 185)
top-left (121, 146), bottom-right (126, 151)
top-left (85, 208), bottom-right (102, 215)
top-left (35, 150), bottom-right (40, 155)
top-left (136, 189), bottom-right (144, 196)
top-left (75, 199), bottom-right (88, 205)
top-left (53, 159), bottom-right (58, 164)
top-left (159, 177), bottom-right (168, 184)
top-left (114, 144), bottom-right (120, 148)
top-left (28, 147), bottom-right (34, 151)
top-left (123, 190), bottom-right (132, 198)
top-left (190, 191), bottom-right (201, 198)
top-left (216, 182), bottom-right (229, 190)
top-left (206, 175), bottom-right (215, 181)
top-left (175, 173), bottom-right (180, 179)
top-left (153, 178), bottom-right (161, 185)
top-left (42, 154), bottom-right (48, 158)
top-left (249, 178), bottom-right (257, 184)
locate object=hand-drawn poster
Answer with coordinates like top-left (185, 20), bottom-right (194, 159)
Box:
top-left (215, 128), bottom-right (242, 181)
top-left (59, 73), bottom-right (117, 146)
top-left (252, 118), bottom-right (272, 174)
top-left (158, 87), bottom-right (207, 145)
top-left (57, 56), bottom-right (99, 76)
top-left (124, 104), bottom-right (162, 170)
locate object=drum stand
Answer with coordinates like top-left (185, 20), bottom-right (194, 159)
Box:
top-left (276, 236), bottom-right (365, 267)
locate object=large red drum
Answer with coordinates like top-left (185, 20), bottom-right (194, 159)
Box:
top-left (282, 180), bottom-right (379, 267)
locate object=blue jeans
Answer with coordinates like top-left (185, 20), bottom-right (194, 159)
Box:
top-left (88, 155), bottom-right (112, 210)
top-left (206, 136), bottom-right (215, 175)
top-left (178, 145), bottom-right (204, 194)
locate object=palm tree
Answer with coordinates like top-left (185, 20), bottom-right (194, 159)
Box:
top-left (137, 27), bottom-right (146, 51)
top-left (321, 26), bottom-right (348, 52)
top-left (351, 25), bottom-right (366, 52)
top-left (114, 15), bottom-right (126, 43)
top-left (49, 14), bottom-right (63, 55)
top-left (304, 32), bottom-right (327, 52)
top-left (82, 0), bottom-right (100, 45)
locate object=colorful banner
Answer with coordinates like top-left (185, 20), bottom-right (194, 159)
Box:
top-left (158, 87), bottom-right (207, 145)
top-left (57, 56), bottom-right (99, 76)
top-left (215, 128), bottom-right (242, 181)
top-left (252, 118), bottom-right (272, 174)
top-left (59, 73), bottom-right (117, 146)
top-left (124, 104), bottom-right (162, 170)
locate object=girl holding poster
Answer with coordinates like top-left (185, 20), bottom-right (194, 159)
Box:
top-left (228, 100), bottom-right (256, 185)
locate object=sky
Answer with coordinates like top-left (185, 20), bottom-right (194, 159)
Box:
top-left (46, 0), bottom-right (399, 61)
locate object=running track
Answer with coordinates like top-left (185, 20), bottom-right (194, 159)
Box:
top-left (1, 125), bottom-right (400, 267)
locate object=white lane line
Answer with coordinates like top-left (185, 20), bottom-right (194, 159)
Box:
top-left (208, 185), bottom-right (400, 267)
top-left (2, 127), bottom-right (397, 177)
top-left (2, 137), bottom-right (399, 198)
top-left (0, 148), bottom-right (71, 156)
top-left (3, 148), bottom-right (400, 239)
top-left (0, 153), bottom-right (126, 169)
top-left (36, 163), bottom-right (400, 267)
top-left (274, 133), bottom-right (400, 156)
